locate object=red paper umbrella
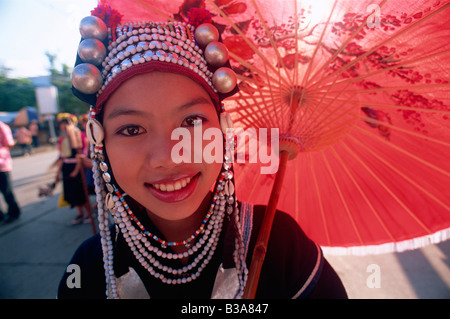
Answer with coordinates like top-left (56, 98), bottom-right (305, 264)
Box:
top-left (96, 0), bottom-right (450, 297)
top-left (216, 0), bottom-right (450, 255)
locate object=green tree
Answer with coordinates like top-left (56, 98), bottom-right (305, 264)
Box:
top-left (0, 66), bottom-right (36, 112)
top-left (45, 52), bottom-right (89, 115)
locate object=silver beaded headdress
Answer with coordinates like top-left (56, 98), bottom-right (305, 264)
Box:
top-left (72, 6), bottom-right (238, 112)
top-left (72, 4), bottom-right (247, 299)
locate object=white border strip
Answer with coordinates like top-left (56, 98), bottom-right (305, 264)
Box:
top-left (321, 227), bottom-right (450, 256)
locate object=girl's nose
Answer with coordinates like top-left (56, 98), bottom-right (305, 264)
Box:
top-left (147, 133), bottom-right (180, 169)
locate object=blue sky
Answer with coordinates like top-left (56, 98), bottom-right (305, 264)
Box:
top-left (0, 0), bottom-right (97, 78)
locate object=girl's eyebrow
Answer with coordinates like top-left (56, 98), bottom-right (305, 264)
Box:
top-left (106, 97), bottom-right (214, 120)
top-left (106, 108), bottom-right (148, 120)
top-left (177, 96), bottom-right (214, 112)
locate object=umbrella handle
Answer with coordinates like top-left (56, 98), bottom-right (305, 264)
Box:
top-left (243, 150), bottom-right (289, 299)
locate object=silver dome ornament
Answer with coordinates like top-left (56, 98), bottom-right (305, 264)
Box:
top-left (79, 15), bottom-right (107, 41)
top-left (204, 41), bottom-right (229, 67)
top-left (72, 63), bottom-right (103, 94)
top-left (85, 118), bottom-right (105, 145)
top-left (212, 67), bottom-right (237, 94)
top-left (194, 23), bottom-right (219, 48)
top-left (78, 38), bottom-right (107, 66)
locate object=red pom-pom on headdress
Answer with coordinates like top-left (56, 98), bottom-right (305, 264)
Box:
top-left (188, 8), bottom-right (213, 27)
top-left (91, 1), bottom-right (123, 30)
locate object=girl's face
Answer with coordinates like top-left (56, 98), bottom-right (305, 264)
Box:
top-left (103, 72), bottom-right (222, 221)
top-left (59, 121), bottom-right (68, 132)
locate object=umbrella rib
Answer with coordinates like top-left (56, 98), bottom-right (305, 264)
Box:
top-left (329, 96), bottom-right (450, 118)
top-left (227, 103), bottom-right (258, 128)
top-left (296, 0), bottom-right (338, 129)
top-left (359, 116), bottom-right (450, 148)
top-left (228, 51), bottom-right (288, 92)
top-left (288, 0), bottom-right (301, 120)
top-left (325, 83), bottom-right (450, 95)
top-left (360, 103), bottom-right (450, 116)
top-left (262, 60), bottom-right (284, 130)
top-left (248, 0), bottom-right (293, 85)
top-left (233, 78), bottom-right (275, 129)
top-left (329, 146), bottom-right (396, 242)
top-left (309, 153), bottom-right (331, 246)
top-left (340, 141), bottom-right (433, 234)
top-left (348, 135), bottom-right (450, 212)
top-left (292, 0), bottom-right (300, 92)
top-left (206, 0), bottom-right (291, 87)
top-left (355, 125), bottom-right (450, 179)
top-left (309, 2), bottom-right (450, 90)
top-left (300, 0), bottom-right (338, 89)
top-left (314, 49), bottom-right (450, 92)
top-left (294, 82), bottom-right (357, 138)
top-left (240, 72), bottom-right (283, 130)
top-left (228, 97), bottom-right (267, 129)
top-left (321, 150), bottom-right (364, 245)
top-left (307, 0), bottom-right (388, 87)
top-left (296, 48), bottom-right (450, 138)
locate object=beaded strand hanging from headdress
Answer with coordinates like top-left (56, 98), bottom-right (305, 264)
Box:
top-left (72, 1), bottom-right (247, 299)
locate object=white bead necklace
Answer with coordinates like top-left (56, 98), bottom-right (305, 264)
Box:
top-left (89, 107), bottom-right (248, 298)
top-left (113, 196), bottom-right (225, 285)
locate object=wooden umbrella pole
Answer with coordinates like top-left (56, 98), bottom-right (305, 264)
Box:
top-left (243, 150), bottom-right (289, 299)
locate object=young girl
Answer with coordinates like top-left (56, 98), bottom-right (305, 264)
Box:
top-left (57, 3), bottom-right (346, 299)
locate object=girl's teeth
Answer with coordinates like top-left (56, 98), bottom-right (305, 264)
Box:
top-left (153, 177), bottom-right (192, 192)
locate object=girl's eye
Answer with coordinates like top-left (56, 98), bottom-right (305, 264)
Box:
top-left (117, 125), bottom-right (145, 136)
top-left (182, 115), bottom-right (206, 127)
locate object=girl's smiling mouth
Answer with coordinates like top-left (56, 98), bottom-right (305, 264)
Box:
top-left (152, 176), bottom-right (192, 192)
top-left (145, 173), bottom-right (200, 202)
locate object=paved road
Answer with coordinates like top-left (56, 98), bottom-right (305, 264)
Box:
top-left (0, 148), bottom-right (93, 298)
top-left (0, 148), bottom-right (449, 298)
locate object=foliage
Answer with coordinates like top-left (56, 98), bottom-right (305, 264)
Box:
top-left (46, 52), bottom-right (90, 115)
top-left (0, 66), bottom-right (36, 112)
top-left (0, 53), bottom-right (89, 115)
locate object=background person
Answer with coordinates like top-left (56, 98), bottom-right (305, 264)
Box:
top-left (0, 121), bottom-right (21, 224)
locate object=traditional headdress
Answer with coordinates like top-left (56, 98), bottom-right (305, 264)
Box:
top-left (56, 112), bottom-right (78, 125)
top-left (72, 4), bottom-right (238, 111)
top-left (71, 3), bottom-right (247, 299)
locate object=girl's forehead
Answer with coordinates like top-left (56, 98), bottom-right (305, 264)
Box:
top-left (104, 72), bottom-right (217, 114)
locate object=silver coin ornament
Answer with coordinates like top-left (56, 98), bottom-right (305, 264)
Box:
top-left (212, 67), bottom-right (237, 94)
top-left (78, 38), bottom-right (107, 66)
top-left (204, 41), bottom-right (229, 67)
top-left (79, 15), bottom-right (107, 41)
top-left (194, 23), bottom-right (219, 48)
top-left (85, 118), bottom-right (105, 145)
top-left (72, 63), bottom-right (103, 94)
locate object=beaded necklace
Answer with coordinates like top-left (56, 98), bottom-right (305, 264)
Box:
top-left (112, 185), bottom-right (217, 249)
top-left (89, 107), bottom-right (248, 298)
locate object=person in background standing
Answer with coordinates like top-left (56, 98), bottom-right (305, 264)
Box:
top-left (15, 126), bottom-right (32, 156)
top-left (54, 113), bottom-right (90, 224)
top-left (29, 119), bottom-right (39, 148)
top-left (0, 121), bottom-right (21, 224)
